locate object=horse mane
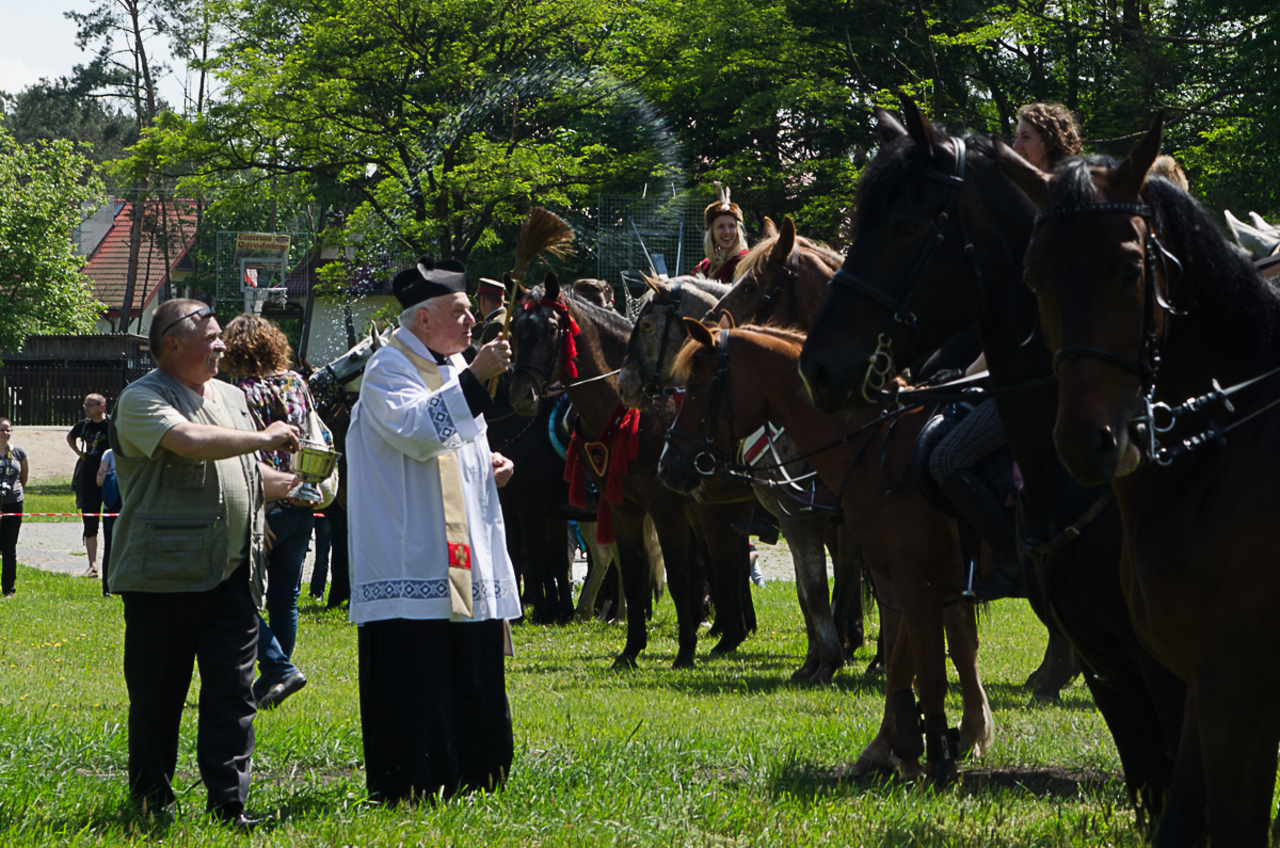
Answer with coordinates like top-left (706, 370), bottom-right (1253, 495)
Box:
top-left (528, 282), bottom-right (634, 334)
top-left (735, 230), bottom-right (844, 279)
top-left (671, 323), bottom-right (806, 382)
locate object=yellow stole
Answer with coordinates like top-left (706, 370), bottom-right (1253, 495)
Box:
top-left (388, 335), bottom-right (474, 620)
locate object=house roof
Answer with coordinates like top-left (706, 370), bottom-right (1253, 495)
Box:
top-left (82, 199), bottom-right (200, 316)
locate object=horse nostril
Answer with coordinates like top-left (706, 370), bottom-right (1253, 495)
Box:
top-left (807, 359), bottom-right (829, 390)
top-left (1097, 426), bottom-right (1117, 455)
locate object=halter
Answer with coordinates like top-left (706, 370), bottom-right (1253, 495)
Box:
top-left (633, 280), bottom-right (685, 400)
top-left (829, 137), bottom-right (986, 403)
top-left (664, 329), bottom-right (734, 475)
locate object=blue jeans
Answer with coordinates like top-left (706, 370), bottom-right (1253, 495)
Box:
top-left (255, 505), bottom-right (314, 686)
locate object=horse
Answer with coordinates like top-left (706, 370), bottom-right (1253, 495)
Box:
top-left (617, 274), bottom-right (862, 684)
top-left (795, 99), bottom-right (1185, 828)
top-left (509, 274), bottom-right (756, 668)
top-left (661, 323), bottom-right (995, 782)
top-left (1004, 114), bottom-right (1280, 846)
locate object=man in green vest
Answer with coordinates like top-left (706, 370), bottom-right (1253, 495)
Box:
top-left (109, 299), bottom-right (302, 827)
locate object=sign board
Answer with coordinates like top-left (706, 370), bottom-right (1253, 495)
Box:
top-left (235, 233), bottom-right (291, 254)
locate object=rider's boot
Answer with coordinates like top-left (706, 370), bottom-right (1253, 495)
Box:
top-left (943, 469), bottom-right (1024, 600)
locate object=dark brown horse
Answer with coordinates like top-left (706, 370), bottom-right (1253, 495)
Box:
top-left (796, 100), bottom-right (1184, 828)
top-left (661, 324), bottom-right (994, 781)
top-left (1006, 115), bottom-right (1280, 846)
top-left (618, 274), bottom-right (861, 684)
top-left (509, 274), bottom-right (754, 668)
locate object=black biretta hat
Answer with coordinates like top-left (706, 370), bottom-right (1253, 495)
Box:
top-left (393, 256), bottom-right (467, 308)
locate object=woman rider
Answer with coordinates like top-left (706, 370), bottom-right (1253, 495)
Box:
top-left (931, 103), bottom-right (1083, 600)
top-left (692, 184), bottom-right (749, 283)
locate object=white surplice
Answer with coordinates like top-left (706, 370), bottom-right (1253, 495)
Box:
top-left (347, 327), bottom-right (520, 624)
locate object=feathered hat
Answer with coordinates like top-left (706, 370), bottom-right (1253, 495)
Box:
top-left (704, 183), bottom-right (743, 229)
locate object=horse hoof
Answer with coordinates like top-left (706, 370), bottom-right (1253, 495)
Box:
top-left (710, 634), bottom-right (745, 655)
top-left (864, 658), bottom-right (885, 677)
top-left (672, 656), bottom-right (695, 670)
top-left (611, 655), bottom-right (638, 671)
top-left (929, 758), bottom-right (960, 788)
top-left (851, 754), bottom-right (894, 779)
top-left (897, 760), bottom-right (928, 782)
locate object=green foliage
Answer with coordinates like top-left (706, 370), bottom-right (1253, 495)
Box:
top-left (0, 565), bottom-right (1161, 845)
top-left (0, 129), bottom-right (105, 353)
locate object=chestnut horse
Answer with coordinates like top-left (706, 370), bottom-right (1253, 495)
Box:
top-left (661, 324), bottom-right (994, 782)
top-left (796, 100), bottom-right (1185, 828)
top-left (618, 275), bottom-right (862, 684)
top-left (509, 275), bottom-right (755, 668)
top-left (1007, 115), bottom-right (1280, 846)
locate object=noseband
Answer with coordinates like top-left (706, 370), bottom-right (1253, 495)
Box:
top-left (664, 329), bottom-right (734, 476)
top-left (828, 138), bottom-right (985, 403)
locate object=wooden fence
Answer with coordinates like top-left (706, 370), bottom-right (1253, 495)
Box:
top-left (0, 362), bottom-right (154, 426)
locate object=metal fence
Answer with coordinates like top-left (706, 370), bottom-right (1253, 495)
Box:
top-left (0, 361), bottom-right (154, 426)
top-left (596, 193), bottom-right (711, 312)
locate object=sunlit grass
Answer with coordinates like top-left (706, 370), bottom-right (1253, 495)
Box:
top-left (0, 564), bottom-right (1151, 846)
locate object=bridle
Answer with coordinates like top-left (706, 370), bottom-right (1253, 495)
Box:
top-left (513, 295), bottom-right (579, 394)
top-left (633, 280), bottom-right (686, 400)
top-left (663, 329), bottom-right (735, 476)
top-left (1033, 200), bottom-right (1182, 464)
top-left (754, 256), bottom-right (800, 325)
top-left (828, 137), bottom-right (985, 403)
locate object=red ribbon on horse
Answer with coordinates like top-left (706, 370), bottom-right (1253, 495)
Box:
top-left (523, 296), bottom-right (580, 379)
top-left (564, 401), bottom-right (641, 544)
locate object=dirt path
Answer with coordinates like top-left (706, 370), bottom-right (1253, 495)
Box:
top-left (5, 426), bottom-right (80, 482)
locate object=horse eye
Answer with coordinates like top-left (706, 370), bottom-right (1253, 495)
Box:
top-left (640, 320), bottom-right (654, 333)
top-left (743, 283), bottom-right (757, 295)
top-left (1122, 265), bottom-right (1142, 286)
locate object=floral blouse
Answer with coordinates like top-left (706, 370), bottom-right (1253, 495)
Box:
top-left (235, 371), bottom-right (326, 472)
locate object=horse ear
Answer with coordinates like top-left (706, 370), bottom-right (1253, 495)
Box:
top-left (368, 321), bottom-right (382, 349)
top-left (684, 317), bottom-right (716, 349)
top-left (898, 95), bottom-right (944, 153)
top-left (995, 136), bottom-right (1053, 209)
top-left (544, 271), bottom-right (560, 301)
top-left (772, 217), bottom-right (797, 260)
top-left (875, 107), bottom-right (907, 142)
top-left (761, 217), bottom-right (778, 238)
top-left (511, 284), bottom-right (528, 308)
top-left (1114, 110), bottom-right (1165, 201)
top-left (643, 272), bottom-right (666, 294)
top-left (716, 312), bottom-right (736, 330)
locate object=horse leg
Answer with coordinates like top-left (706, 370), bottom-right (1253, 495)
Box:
top-left (851, 576), bottom-right (910, 778)
top-left (942, 603), bottom-right (993, 759)
top-left (575, 524), bottom-right (610, 621)
top-left (1152, 688), bottom-right (1208, 848)
top-left (545, 516), bottom-right (574, 623)
top-left (778, 512), bottom-right (842, 685)
top-left (1189, 671), bottom-right (1279, 846)
top-left (898, 584), bottom-right (953, 784)
top-left (830, 526), bottom-right (865, 656)
top-left (643, 513), bottom-right (665, 606)
top-left (650, 504), bottom-right (700, 669)
top-left (1025, 630), bottom-right (1081, 701)
top-left (699, 503), bottom-right (750, 655)
top-left (610, 508), bottom-right (651, 669)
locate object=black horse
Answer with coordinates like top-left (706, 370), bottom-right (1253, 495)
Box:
top-left (798, 100), bottom-right (1185, 830)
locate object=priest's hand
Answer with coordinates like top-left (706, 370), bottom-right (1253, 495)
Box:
top-left (492, 452), bottom-right (515, 488)
top-left (468, 336), bottom-right (512, 383)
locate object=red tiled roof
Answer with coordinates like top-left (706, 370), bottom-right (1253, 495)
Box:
top-left (82, 199), bottom-right (199, 317)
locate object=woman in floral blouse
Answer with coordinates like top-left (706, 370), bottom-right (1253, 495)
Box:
top-left (222, 314), bottom-right (330, 710)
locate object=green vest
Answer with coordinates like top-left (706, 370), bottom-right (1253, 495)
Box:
top-left (106, 370), bottom-right (267, 603)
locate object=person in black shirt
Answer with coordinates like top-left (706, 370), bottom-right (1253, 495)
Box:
top-left (67, 394), bottom-right (111, 577)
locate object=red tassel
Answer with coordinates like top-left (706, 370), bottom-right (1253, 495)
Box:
top-left (595, 501), bottom-right (615, 545)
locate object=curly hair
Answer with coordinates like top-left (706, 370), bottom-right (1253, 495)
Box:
top-left (220, 313), bottom-right (294, 378)
top-left (1016, 103), bottom-right (1083, 169)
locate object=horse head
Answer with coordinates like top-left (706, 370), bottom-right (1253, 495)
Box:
top-left (800, 97), bottom-right (998, 412)
top-left (617, 274), bottom-right (721, 410)
top-left (1005, 113), bottom-right (1167, 485)
top-left (306, 320), bottom-right (393, 406)
top-left (509, 272), bottom-right (573, 416)
top-left (657, 316), bottom-right (764, 497)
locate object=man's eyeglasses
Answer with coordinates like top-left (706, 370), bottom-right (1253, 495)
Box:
top-left (157, 306), bottom-right (215, 340)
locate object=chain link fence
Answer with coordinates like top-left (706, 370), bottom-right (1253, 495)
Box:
top-left (596, 194), bottom-right (711, 318)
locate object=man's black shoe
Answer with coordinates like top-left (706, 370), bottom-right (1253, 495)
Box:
top-left (209, 807), bottom-right (262, 831)
top-left (257, 671), bottom-right (307, 710)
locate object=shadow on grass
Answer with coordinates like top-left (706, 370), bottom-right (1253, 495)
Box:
top-left (766, 757), bottom-right (1125, 802)
top-left (982, 681), bottom-right (1097, 712)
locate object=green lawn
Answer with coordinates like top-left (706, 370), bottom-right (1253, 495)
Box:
top-left (19, 477), bottom-right (80, 523)
top-left (0, 566), bottom-right (1149, 846)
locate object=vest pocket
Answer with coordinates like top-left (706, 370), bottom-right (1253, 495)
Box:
top-left (161, 458), bottom-right (207, 489)
top-left (138, 515), bottom-right (220, 582)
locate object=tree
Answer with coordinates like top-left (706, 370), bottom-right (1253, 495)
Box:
top-left (0, 128), bottom-right (105, 353)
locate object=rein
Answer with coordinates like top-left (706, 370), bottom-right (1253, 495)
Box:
top-left (829, 137), bottom-right (986, 403)
top-left (635, 280), bottom-right (686, 399)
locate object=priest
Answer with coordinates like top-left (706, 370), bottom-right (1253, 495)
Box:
top-left (346, 256), bottom-right (521, 805)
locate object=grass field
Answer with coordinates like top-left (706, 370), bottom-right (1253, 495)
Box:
top-left (0, 565), bottom-right (1149, 846)
top-left (18, 477), bottom-right (80, 523)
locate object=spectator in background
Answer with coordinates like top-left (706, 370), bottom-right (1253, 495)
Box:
top-left (1149, 155), bottom-right (1190, 191)
top-left (68, 394), bottom-right (110, 578)
top-left (692, 184), bottom-right (749, 284)
top-left (0, 417), bottom-right (29, 598)
top-left (308, 514), bottom-right (332, 601)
